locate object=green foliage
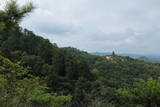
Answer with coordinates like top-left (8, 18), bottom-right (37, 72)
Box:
top-left (92, 55), bottom-right (160, 88)
top-left (88, 55), bottom-right (160, 106)
top-left (0, 56), bottom-right (72, 107)
top-left (117, 78), bottom-right (160, 107)
top-left (4, 0), bottom-right (35, 24)
top-left (1, 0), bottom-right (160, 107)
top-left (0, 56), bottom-right (36, 106)
top-left (29, 89), bottom-right (72, 107)
top-left (73, 77), bottom-right (91, 107)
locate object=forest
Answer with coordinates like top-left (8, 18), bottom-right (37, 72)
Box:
top-left (0, 0), bottom-right (160, 107)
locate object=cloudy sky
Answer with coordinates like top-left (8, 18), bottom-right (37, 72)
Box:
top-left (1, 0), bottom-right (160, 54)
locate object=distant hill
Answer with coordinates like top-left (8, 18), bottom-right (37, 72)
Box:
top-left (92, 55), bottom-right (160, 88)
top-left (91, 52), bottom-right (160, 62)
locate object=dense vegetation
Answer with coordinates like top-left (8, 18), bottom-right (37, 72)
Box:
top-left (1, 0), bottom-right (160, 107)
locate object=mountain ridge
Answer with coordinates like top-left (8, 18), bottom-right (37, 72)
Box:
top-left (91, 52), bottom-right (160, 62)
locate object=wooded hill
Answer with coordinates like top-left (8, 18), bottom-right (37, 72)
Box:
top-left (0, 1), bottom-right (160, 107)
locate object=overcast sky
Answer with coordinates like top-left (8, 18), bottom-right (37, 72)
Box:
top-left (1, 0), bottom-right (160, 54)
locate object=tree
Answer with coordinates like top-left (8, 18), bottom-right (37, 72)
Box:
top-left (73, 77), bottom-right (91, 107)
top-left (112, 51), bottom-right (115, 56)
top-left (117, 78), bottom-right (160, 107)
top-left (1, 0), bottom-right (35, 29)
top-left (0, 0), bottom-right (35, 44)
top-left (0, 56), bottom-right (72, 107)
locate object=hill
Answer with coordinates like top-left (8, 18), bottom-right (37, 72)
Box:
top-left (92, 52), bottom-right (160, 62)
top-left (1, 1), bottom-right (160, 107)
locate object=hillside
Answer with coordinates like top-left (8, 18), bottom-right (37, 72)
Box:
top-left (92, 55), bottom-right (160, 88)
top-left (1, 1), bottom-right (160, 107)
top-left (92, 52), bottom-right (160, 62)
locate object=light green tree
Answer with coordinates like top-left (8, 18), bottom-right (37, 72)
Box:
top-left (117, 78), bottom-right (160, 107)
top-left (0, 56), bottom-right (72, 107)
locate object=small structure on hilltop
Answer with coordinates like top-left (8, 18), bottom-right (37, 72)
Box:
top-left (112, 51), bottom-right (116, 56)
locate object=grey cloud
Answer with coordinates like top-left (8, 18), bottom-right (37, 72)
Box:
top-left (14, 0), bottom-right (160, 54)
top-left (90, 28), bottom-right (136, 41)
top-left (36, 23), bottom-right (74, 35)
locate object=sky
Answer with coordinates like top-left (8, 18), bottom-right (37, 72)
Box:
top-left (1, 0), bottom-right (160, 54)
